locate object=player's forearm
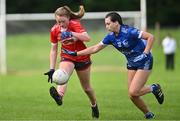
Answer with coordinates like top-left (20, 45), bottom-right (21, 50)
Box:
top-left (142, 32), bottom-right (154, 54)
top-left (77, 44), bottom-right (102, 56)
top-left (144, 34), bottom-right (154, 54)
top-left (49, 49), bottom-right (57, 69)
top-left (72, 32), bottom-right (90, 42)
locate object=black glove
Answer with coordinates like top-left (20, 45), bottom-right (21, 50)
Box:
top-left (62, 49), bottom-right (77, 56)
top-left (44, 69), bottom-right (55, 83)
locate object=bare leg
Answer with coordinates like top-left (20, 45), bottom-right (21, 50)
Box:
top-left (76, 66), bottom-right (99, 118)
top-left (76, 66), bottom-right (97, 105)
top-left (128, 69), bottom-right (152, 114)
top-left (57, 61), bottom-right (75, 96)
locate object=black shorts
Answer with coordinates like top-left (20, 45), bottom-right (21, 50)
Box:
top-left (61, 57), bottom-right (92, 71)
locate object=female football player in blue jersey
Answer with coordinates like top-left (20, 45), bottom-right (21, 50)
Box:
top-left (63, 12), bottom-right (164, 119)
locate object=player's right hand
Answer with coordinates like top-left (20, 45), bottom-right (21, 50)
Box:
top-left (44, 69), bottom-right (55, 83)
top-left (62, 49), bottom-right (77, 56)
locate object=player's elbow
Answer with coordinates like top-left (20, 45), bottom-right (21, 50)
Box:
top-left (92, 48), bottom-right (99, 53)
top-left (81, 32), bottom-right (91, 42)
top-left (149, 34), bottom-right (154, 42)
top-left (84, 36), bottom-right (91, 42)
top-left (92, 46), bottom-right (102, 54)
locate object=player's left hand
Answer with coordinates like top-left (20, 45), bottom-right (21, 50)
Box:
top-left (133, 53), bottom-right (148, 62)
top-left (143, 52), bottom-right (148, 57)
top-left (61, 31), bottom-right (73, 40)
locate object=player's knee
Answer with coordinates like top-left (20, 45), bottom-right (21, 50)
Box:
top-left (83, 87), bottom-right (93, 94)
top-left (128, 89), bottom-right (139, 98)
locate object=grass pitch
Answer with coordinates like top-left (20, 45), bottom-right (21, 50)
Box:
top-left (0, 30), bottom-right (180, 120)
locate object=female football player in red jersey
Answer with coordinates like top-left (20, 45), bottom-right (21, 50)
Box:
top-left (44, 4), bottom-right (99, 118)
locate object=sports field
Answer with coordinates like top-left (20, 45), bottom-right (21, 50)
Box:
top-left (0, 29), bottom-right (180, 120)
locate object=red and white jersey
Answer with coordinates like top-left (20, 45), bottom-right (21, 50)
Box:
top-left (50, 19), bottom-right (90, 62)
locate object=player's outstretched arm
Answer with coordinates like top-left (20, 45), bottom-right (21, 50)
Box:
top-left (63, 43), bottom-right (106, 56)
top-left (77, 43), bottom-right (105, 56)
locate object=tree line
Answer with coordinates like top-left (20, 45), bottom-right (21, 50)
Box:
top-left (6, 0), bottom-right (180, 27)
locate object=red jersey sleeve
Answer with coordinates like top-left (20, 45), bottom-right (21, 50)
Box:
top-left (50, 24), bottom-right (60, 43)
top-left (68, 19), bottom-right (86, 33)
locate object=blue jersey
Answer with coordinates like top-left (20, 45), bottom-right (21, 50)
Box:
top-left (101, 24), bottom-right (153, 70)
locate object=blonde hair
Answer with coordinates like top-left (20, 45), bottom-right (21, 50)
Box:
top-left (55, 5), bottom-right (85, 19)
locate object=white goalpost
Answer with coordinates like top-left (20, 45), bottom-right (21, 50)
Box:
top-left (0, 0), bottom-right (146, 74)
top-left (140, 0), bottom-right (147, 31)
top-left (0, 0), bottom-right (6, 74)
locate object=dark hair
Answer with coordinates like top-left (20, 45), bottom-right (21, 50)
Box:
top-left (105, 12), bottom-right (123, 25)
top-left (55, 5), bottom-right (85, 19)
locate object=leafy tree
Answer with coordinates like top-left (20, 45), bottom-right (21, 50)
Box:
top-left (6, 0), bottom-right (180, 26)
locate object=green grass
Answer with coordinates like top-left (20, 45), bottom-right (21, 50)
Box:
top-left (0, 30), bottom-right (180, 120)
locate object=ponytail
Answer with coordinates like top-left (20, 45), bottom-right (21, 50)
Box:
top-left (71, 5), bottom-right (85, 19)
top-left (55, 5), bottom-right (85, 19)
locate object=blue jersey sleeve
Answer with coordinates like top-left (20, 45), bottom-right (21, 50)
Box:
top-left (129, 27), bottom-right (142, 39)
top-left (101, 34), bottom-right (112, 45)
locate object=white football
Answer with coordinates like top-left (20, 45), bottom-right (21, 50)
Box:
top-left (52, 69), bottom-right (69, 85)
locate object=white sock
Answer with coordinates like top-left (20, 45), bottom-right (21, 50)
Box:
top-left (91, 102), bottom-right (97, 107)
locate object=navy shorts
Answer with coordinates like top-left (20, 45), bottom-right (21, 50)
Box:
top-left (127, 55), bottom-right (153, 70)
top-left (61, 57), bottom-right (92, 71)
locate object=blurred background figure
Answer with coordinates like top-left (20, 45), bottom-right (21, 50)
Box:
top-left (162, 33), bottom-right (176, 70)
